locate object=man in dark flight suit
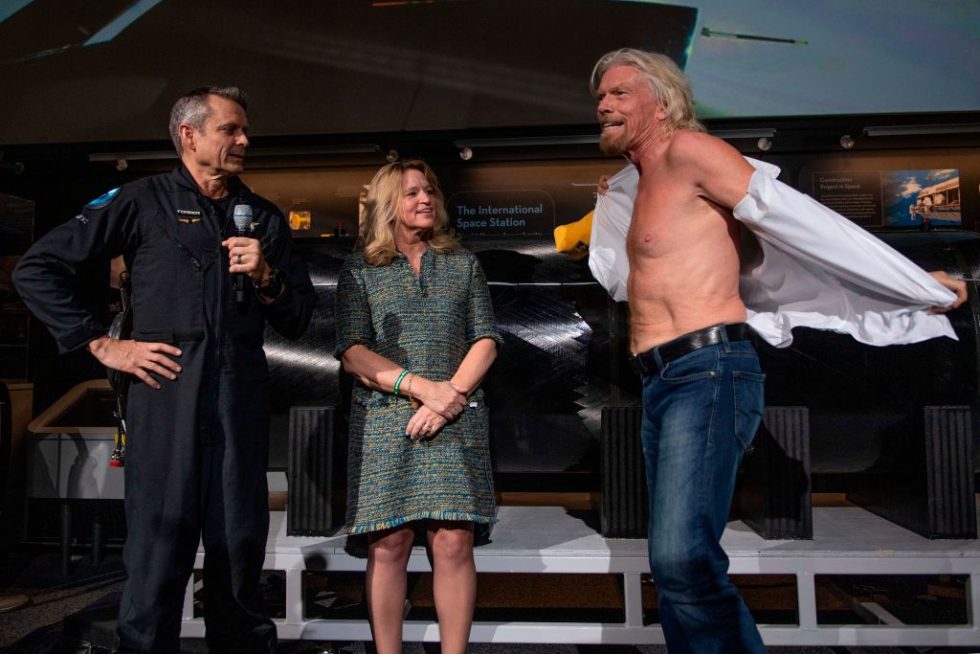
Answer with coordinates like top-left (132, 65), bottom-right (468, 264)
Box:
top-left (13, 87), bottom-right (314, 653)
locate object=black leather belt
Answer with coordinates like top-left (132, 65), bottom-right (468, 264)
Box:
top-left (630, 323), bottom-right (752, 376)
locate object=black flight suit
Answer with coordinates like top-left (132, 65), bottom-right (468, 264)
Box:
top-left (13, 164), bottom-right (314, 653)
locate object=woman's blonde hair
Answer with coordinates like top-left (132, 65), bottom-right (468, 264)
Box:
top-left (590, 48), bottom-right (705, 138)
top-left (361, 159), bottom-right (459, 266)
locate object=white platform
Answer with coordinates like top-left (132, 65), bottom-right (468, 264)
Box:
top-left (181, 505), bottom-right (980, 647)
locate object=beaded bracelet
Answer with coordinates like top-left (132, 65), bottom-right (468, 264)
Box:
top-left (393, 369), bottom-right (409, 397)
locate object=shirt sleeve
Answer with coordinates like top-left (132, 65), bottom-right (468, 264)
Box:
top-left (12, 187), bottom-right (138, 353)
top-left (733, 163), bottom-right (957, 347)
top-left (334, 254), bottom-right (375, 358)
top-left (465, 254), bottom-right (503, 347)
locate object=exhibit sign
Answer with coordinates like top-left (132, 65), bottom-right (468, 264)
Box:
top-left (810, 167), bottom-right (963, 228)
top-left (448, 190), bottom-right (555, 236)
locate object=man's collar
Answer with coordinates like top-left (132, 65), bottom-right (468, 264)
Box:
top-left (171, 162), bottom-right (244, 198)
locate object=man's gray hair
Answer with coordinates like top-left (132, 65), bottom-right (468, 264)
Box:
top-left (590, 49), bottom-right (704, 137)
top-left (169, 86), bottom-right (249, 155)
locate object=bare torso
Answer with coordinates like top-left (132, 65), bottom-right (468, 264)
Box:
top-left (627, 132), bottom-right (749, 353)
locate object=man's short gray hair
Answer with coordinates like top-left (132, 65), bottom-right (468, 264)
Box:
top-left (169, 86), bottom-right (249, 155)
top-left (590, 49), bottom-right (704, 137)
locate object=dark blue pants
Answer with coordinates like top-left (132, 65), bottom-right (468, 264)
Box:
top-left (116, 344), bottom-right (276, 653)
top-left (640, 337), bottom-right (767, 653)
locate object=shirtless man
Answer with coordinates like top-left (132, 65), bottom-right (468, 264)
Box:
top-left (591, 48), bottom-right (966, 653)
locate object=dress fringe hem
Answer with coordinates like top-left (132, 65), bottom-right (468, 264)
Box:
top-left (347, 510), bottom-right (497, 535)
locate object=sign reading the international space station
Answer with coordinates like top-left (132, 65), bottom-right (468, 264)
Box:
top-left (448, 190), bottom-right (555, 236)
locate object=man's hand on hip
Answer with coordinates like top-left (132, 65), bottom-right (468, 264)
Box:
top-left (87, 335), bottom-right (183, 390)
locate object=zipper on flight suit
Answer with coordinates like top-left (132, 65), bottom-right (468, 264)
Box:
top-left (173, 241), bottom-right (202, 271)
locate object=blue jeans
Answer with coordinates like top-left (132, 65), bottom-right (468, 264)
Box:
top-left (640, 336), bottom-right (767, 653)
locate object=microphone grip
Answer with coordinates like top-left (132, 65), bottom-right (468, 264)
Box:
top-left (233, 224), bottom-right (249, 304)
top-left (234, 272), bottom-right (247, 303)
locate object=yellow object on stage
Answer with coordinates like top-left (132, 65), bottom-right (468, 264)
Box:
top-left (553, 211), bottom-right (593, 259)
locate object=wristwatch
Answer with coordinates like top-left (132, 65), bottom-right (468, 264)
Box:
top-left (254, 266), bottom-right (286, 300)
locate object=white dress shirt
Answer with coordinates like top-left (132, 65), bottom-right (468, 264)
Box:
top-left (589, 158), bottom-right (957, 348)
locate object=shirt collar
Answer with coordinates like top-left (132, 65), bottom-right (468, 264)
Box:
top-left (170, 162), bottom-right (245, 199)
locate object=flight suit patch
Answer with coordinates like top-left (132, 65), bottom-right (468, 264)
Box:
top-left (177, 209), bottom-right (202, 224)
top-left (85, 187), bottom-right (121, 209)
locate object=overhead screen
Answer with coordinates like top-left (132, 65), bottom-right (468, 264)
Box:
top-left (676, 0), bottom-right (980, 118)
top-left (0, 0), bottom-right (977, 146)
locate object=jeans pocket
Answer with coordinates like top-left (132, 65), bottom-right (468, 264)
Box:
top-left (733, 370), bottom-right (766, 450)
top-left (659, 348), bottom-right (721, 384)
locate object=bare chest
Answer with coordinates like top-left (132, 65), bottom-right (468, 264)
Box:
top-left (627, 184), bottom-right (707, 259)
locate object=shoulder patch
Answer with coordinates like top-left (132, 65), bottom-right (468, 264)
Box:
top-left (85, 187), bottom-right (121, 209)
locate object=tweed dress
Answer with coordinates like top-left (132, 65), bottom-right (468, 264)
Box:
top-left (335, 248), bottom-right (502, 534)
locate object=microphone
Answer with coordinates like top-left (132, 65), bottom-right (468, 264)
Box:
top-left (232, 204), bottom-right (253, 303)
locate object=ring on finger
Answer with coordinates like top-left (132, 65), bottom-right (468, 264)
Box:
top-left (236, 254), bottom-right (243, 264)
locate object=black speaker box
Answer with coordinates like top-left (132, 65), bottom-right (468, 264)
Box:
top-left (738, 406), bottom-right (813, 540)
top-left (847, 405), bottom-right (976, 539)
top-left (599, 406), bottom-right (647, 538)
top-left (287, 406), bottom-right (346, 536)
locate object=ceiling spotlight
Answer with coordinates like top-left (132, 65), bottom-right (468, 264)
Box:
top-left (839, 134), bottom-right (855, 150)
top-left (385, 149), bottom-right (399, 163)
top-left (459, 147), bottom-right (473, 161)
top-left (756, 137), bottom-right (772, 152)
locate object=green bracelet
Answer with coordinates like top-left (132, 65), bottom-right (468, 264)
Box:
top-left (393, 369), bottom-right (409, 396)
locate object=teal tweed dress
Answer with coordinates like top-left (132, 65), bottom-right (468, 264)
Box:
top-left (335, 248), bottom-right (502, 534)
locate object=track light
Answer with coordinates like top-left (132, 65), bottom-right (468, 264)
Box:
top-left (863, 123), bottom-right (980, 137)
